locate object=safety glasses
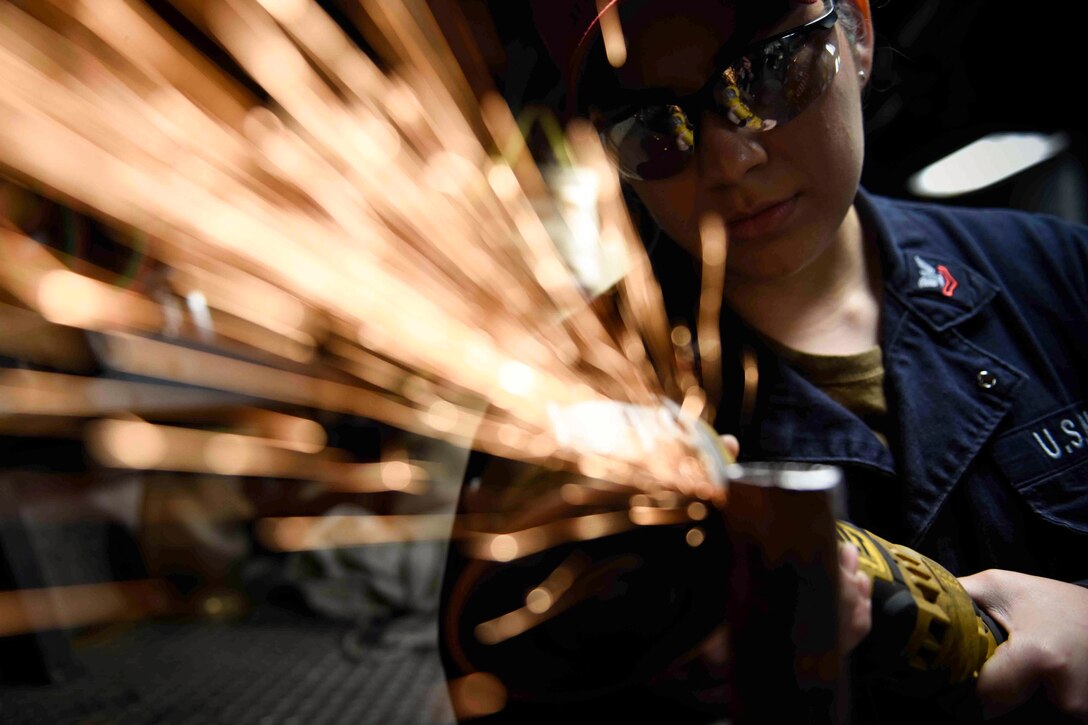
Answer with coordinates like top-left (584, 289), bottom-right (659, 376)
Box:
top-left (596, 0), bottom-right (841, 181)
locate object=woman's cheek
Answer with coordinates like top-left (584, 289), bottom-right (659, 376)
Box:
top-left (629, 178), bottom-right (703, 255)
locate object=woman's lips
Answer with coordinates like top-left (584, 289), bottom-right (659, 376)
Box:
top-left (727, 195), bottom-right (798, 239)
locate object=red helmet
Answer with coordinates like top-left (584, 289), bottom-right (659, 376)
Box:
top-left (528, 0), bottom-right (870, 117)
top-left (529, 0), bottom-right (791, 116)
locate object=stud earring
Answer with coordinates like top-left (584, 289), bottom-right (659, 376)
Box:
top-left (858, 69), bottom-right (867, 81)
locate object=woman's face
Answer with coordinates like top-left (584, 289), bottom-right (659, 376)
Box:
top-left (587, 0), bottom-right (873, 283)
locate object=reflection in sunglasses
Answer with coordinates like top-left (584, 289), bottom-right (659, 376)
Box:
top-left (598, 0), bottom-right (838, 179)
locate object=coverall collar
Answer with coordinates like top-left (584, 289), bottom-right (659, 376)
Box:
top-left (738, 189), bottom-right (1026, 544)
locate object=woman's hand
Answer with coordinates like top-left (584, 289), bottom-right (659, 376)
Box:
top-left (720, 434), bottom-right (740, 462)
top-left (959, 569), bottom-right (1088, 721)
top-left (838, 541), bottom-right (873, 652)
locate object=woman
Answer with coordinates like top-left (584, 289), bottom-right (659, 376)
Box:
top-left (443, 0), bottom-right (1088, 720)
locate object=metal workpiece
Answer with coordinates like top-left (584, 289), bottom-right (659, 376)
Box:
top-left (723, 462), bottom-right (848, 725)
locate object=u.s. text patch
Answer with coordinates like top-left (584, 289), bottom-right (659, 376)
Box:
top-left (993, 401), bottom-right (1088, 485)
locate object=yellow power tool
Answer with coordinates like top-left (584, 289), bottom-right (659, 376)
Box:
top-left (837, 520), bottom-right (1005, 693)
top-left (723, 460), bottom-right (1006, 719)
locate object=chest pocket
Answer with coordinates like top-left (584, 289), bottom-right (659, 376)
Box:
top-left (992, 400), bottom-right (1088, 534)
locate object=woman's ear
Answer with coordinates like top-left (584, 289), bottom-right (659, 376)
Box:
top-left (852, 0), bottom-right (875, 85)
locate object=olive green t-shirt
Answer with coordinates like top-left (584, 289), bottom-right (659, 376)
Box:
top-left (772, 344), bottom-right (889, 447)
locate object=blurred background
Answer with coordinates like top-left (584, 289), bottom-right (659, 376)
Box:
top-left (0, 1), bottom-right (1085, 724)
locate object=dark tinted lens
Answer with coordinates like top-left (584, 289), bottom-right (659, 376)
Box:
top-left (602, 104), bottom-right (695, 180)
top-left (596, 2), bottom-right (838, 181)
top-left (716, 22), bottom-right (838, 129)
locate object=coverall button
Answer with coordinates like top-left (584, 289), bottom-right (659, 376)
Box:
top-left (977, 370), bottom-right (997, 389)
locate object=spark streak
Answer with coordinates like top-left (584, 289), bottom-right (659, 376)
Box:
top-left (0, 580), bottom-right (176, 637)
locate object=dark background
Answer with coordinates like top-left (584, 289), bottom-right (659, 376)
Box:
top-left (860, 0), bottom-right (1087, 219)
top-left (462, 0), bottom-right (1088, 223)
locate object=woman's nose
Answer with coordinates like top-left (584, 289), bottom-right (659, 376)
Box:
top-left (695, 111), bottom-right (769, 188)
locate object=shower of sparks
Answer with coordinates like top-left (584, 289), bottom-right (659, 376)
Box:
top-left (0, 0), bottom-right (733, 641)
